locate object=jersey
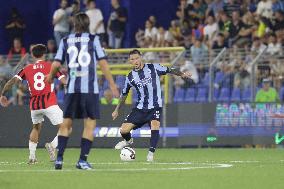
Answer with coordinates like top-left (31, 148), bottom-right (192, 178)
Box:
top-left (54, 33), bottom-right (106, 94)
top-left (122, 63), bottom-right (170, 110)
top-left (15, 60), bottom-right (64, 110)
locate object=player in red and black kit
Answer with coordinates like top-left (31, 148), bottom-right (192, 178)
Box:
top-left (0, 44), bottom-right (67, 164)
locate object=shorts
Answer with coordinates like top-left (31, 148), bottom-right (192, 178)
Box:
top-left (124, 108), bottom-right (162, 130)
top-left (63, 93), bottom-right (100, 119)
top-left (31, 105), bottom-right (63, 125)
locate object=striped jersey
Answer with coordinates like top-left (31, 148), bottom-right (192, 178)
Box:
top-left (15, 60), bottom-right (65, 110)
top-left (122, 63), bottom-right (170, 110)
top-left (54, 33), bottom-right (106, 94)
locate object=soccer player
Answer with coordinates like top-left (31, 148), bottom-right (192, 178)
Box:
top-left (46, 13), bottom-right (119, 170)
top-left (112, 49), bottom-right (191, 161)
top-left (0, 44), bottom-right (66, 164)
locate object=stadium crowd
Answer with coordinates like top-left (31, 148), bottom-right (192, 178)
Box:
top-left (1, 0), bottom-right (284, 105)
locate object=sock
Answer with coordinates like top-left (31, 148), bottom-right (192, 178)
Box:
top-left (121, 132), bottom-right (131, 141)
top-left (29, 140), bottom-right (37, 160)
top-left (57, 136), bottom-right (69, 160)
top-left (79, 138), bottom-right (93, 161)
top-left (149, 130), bottom-right (160, 153)
top-left (50, 135), bottom-right (58, 149)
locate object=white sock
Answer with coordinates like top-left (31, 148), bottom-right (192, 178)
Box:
top-left (29, 140), bottom-right (37, 160)
top-left (50, 135), bottom-right (58, 149)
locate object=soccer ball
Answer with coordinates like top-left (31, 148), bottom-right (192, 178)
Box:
top-left (120, 147), bottom-right (135, 161)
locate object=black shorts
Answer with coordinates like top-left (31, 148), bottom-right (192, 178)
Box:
top-left (63, 93), bottom-right (100, 119)
top-left (124, 108), bottom-right (162, 130)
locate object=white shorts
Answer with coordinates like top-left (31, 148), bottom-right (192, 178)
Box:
top-left (31, 105), bottom-right (63, 125)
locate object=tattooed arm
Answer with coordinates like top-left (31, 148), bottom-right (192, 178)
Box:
top-left (169, 67), bottom-right (191, 78)
top-left (112, 95), bottom-right (128, 120)
top-left (0, 77), bottom-right (20, 107)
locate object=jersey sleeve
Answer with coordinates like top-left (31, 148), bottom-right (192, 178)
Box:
top-left (121, 76), bottom-right (132, 96)
top-left (14, 68), bottom-right (26, 81)
top-left (55, 71), bottom-right (65, 80)
top-left (94, 36), bottom-right (107, 60)
top-left (153, 63), bottom-right (170, 76)
top-left (54, 39), bottom-right (66, 64)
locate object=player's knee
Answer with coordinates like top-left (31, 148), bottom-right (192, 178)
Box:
top-left (120, 125), bottom-right (132, 134)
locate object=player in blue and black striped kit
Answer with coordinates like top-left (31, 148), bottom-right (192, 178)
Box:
top-left (47, 13), bottom-right (119, 170)
top-left (112, 49), bottom-right (191, 161)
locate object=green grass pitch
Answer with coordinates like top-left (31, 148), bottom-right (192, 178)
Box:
top-left (0, 148), bottom-right (283, 189)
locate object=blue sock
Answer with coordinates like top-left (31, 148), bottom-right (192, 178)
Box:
top-left (57, 136), bottom-right (69, 160)
top-left (149, 130), bottom-right (160, 153)
top-left (121, 132), bottom-right (131, 141)
top-left (79, 138), bottom-right (93, 161)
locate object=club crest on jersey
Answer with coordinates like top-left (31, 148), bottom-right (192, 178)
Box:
top-left (136, 77), bottom-right (152, 89)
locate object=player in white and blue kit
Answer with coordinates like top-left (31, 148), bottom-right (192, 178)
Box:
top-left (112, 49), bottom-right (191, 161)
top-left (47, 13), bottom-right (119, 170)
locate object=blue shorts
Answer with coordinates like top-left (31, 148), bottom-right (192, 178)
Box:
top-left (63, 93), bottom-right (100, 119)
top-left (124, 108), bottom-right (162, 130)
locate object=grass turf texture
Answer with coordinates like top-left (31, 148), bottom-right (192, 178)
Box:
top-left (0, 148), bottom-right (283, 189)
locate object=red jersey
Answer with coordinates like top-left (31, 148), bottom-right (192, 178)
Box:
top-left (15, 60), bottom-right (65, 110)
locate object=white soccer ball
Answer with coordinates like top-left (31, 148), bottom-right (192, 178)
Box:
top-left (120, 147), bottom-right (135, 161)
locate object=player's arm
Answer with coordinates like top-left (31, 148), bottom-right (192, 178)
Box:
top-left (112, 76), bottom-right (132, 120)
top-left (169, 67), bottom-right (192, 79)
top-left (47, 39), bottom-right (66, 84)
top-left (99, 60), bottom-right (119, 97)
top-left (0, 77), bottom-right (21, 107)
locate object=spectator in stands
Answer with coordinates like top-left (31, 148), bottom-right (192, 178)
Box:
top-left (218, 11), bottom-right (231, 38)
top-left (135, 28), bottom-right (145, 47)
top-left (0, 55), bottom-right (12, 80)
top-left (100, 89), bottom-right (119, 105)
top-left (256, 0), bottom-right (273, 20)
top-left (233, 59), bottom-right (250, 90)
top-left (224, 0), bottom-right (241, 17)
top-left (16, 83), bottom-right (27, 106)
top-left (236, 12), bottom-right (257, 47)
top-left (267, 33), bottom-right (282, 55)
top-left (69, 1), bottom-right (81, 33)
top-left (86, 0), bottom-right (106, 43)
top-left (6, 38), bottom-right (26, 66)
top-left (144, 20), bottom-right (158, 44)
top-left (203, 15), bottom-right (218, 47)
top-left (169, 20), bottom-right (182, 41)
top-left (255, 78), bottom-right (280, 102)
top-left (251, 37), bottom-right (267, 53)
top-left (272, 10), bottom-right (284, 34)
top-left (212, 33), bottom-right (228, 50)
top-left (53, 0), bottom-right (70, 47)
top-left (156, 27), bottom-right (173, 47)
top-left (149, 15), bottom-right (158, 27)
top-left (107, 0), bottom-right (127, 48)
top-left (46, 39), bottom-right (57, 60)
top-left (190, 37), bottom-right (208, 65)
top-left (5, 8), bottom-right (26, 46)
top-left (206, 0), bottom-right (224, 17)
top-left (228, 11), bottom-right (245, 47)
top-left (272, 0), bottom-right (284, 13)
top-left (186, 0), bottom-right (206, 20)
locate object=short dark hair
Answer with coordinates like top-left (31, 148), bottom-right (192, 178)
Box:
top-left (129, 49), bottom-right (142, 57)
top-left (31, 44), bottom-right (47, 58)
top-left (86, 0), bottom-right (94, 4)
top-left (73, 12), bottom-right (90, 33)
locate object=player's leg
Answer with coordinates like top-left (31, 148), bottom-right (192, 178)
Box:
top-left (147, 120), bottom-right (160, 162)
top-left (28, 123), bottom-right (42, 164)
top-left (114, 123), bottom-right (135, 149)
top-left (76, 118), bottom-right (96, 170)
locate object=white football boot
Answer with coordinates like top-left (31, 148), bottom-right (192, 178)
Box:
top-left (146, 151), bottom-right (154, 162)
top-left (114, 138), bottom-right (134, 150)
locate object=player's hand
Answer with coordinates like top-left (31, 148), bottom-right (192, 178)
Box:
top-left (181, 71), bottom-right (192, 79)
top-left (45, 74), bottom-right (54, 84)
top-left (110, 84), bottom-right (120, 98)
top-left (0, 96), bottom-right (9, 107)
top-left (112, 110), bottom-right (119, 120)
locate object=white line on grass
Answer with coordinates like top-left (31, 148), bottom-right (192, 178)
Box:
top-left (0, 162), bottom-right (233, 172)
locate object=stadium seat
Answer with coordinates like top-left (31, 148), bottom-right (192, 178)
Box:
top-left (184, 88), bottom-right (196, 102)
top-left (174, 88), bottom-right (185, 102)
top-left (242, 88), bottom-right (251, 102)
top-left (201, 72), bottom-right (209, 87)
top-left (214, 71), bottom-right (224, 85)
top-left (196, 88), bottom-right (208, 102)
top-left (231, 88), bottom-right (241, 102)
top-left (280, 87), bottom-right (284, 101)
top-left (218, 88), bottom-right (230, 102)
